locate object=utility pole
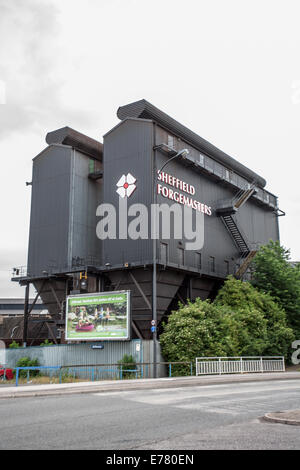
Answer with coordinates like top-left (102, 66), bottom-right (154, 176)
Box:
top-left (152, 146), bottom-right (158, 378)
top-left (152, 146), bottom-right (189, 378)
top-left (23, 283), bottom-right (30, 347)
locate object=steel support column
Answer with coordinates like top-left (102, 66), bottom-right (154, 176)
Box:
top-left (132, 320), bottom-right (143, 340)
top-left (129, 271), bottom-right (152, 311)
top-left (23, 283), bottom-right (30, 347)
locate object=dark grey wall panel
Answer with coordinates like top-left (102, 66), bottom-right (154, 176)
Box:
top-left (70, 149), bottom-right (102, 265)
top-left (27, 145), bottom-right (71, 276)
top-left (154, 124), bottom-right (279, 276)
top-left (27, 145), bottom-right (103, 277)
top-left (102, 119), bottom-right (153, 266)
top-left (155, 151), bottom-right (238, 275)
top-left (102, 118), bottom-right (279, 277)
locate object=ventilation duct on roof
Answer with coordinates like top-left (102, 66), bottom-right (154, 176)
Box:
top-left (46, 126), bottom-right (103, 161)
top-left (117, 99), bottom-right (266, 188)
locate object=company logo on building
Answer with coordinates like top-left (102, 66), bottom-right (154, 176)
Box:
top-left (116, 173), bottom-right (137, 198)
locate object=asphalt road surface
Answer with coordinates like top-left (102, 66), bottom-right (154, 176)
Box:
top-left (1, 379), bottom-right (300, 450)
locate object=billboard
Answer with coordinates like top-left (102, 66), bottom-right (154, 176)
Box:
top-left (65, 291), bottom-right (130, 341)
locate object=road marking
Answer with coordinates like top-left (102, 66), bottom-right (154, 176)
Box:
top-left (92, 382), bottom-right (300, 405)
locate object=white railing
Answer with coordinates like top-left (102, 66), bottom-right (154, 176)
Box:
top-left (195, 356), bottom-right (285, 376)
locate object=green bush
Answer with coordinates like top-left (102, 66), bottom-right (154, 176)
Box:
top-left (160, 277), bottom-right (294, 370)
top-left (160, 299), bottom-right (238, 375)
top-left (117, 354), bottom-right (137, 379)
top-left (251, 240), bottom-right (300, 338)
top-left (59, 368), bottom-right (76, 383)
top-left (40, 339), bottom-right (54, 347)
top-left (16, 357), bottom-right (40, 378)
top-left (215, 276), bottom-right (294, 358)
top-left (9, 341), bottom-right (20, 349)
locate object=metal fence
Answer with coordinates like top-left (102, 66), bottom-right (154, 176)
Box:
top-left (195, 356), bottom-right (285, 376)
top-left (3, 340), bottom-right (167, 379)
top-left (1, 361), bottom-right (194, 386)
top-left (4, 340), bottom-right (143, 369)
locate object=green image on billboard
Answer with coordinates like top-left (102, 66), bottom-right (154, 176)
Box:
top-left (66, 291), bottom-right (130, 341)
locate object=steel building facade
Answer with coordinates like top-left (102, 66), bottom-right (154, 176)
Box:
top-left (13, 100), bottom-right (282, 341)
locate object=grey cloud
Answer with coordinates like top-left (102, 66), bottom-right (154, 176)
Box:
top-left (0, 248), bottom-right (27, 270)
top-left (0, 0), bottom-right (94, 138)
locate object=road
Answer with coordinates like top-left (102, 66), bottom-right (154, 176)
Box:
top-left (1, 379), bottom-right (300, 449)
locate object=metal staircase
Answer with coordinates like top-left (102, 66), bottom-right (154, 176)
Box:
top-left (216, 182), bottom-right (258, 278)
top-left (221, 214), bottom-right (250, 255)
top-left (216, 182), bottom-right (257, 216)
top-left (233, 183), bottom-right (257, 210)
top-left (235, 250), bottom-right (257, 279)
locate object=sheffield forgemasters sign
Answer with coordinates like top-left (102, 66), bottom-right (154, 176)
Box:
top-left (65, 291), bottom-right (130, 341)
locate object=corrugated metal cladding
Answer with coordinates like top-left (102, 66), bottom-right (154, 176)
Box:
top-left (5, 341), bottom-right (167, 378)
top-left (27, 145), bottom-right (71, 277)
top-left (22, 99), bottom-right (281, 341)
top-left (102, 118), bottom-right (153, 267)
top-left (103, 118), bottom-right (279, 272)
top-left (27, 145), bottom-right (102, 277)
top-left (155, 130), bottom-right (279, 272)
top-left (6, 340), bottom-right (142, 368)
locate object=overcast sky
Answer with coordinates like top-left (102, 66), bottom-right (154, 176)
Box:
top-left (1, 0), bottom-right (300, 298)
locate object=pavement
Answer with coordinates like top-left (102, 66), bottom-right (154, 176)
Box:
top-left (0, 371), bottom-right (300, 399)
top-left (1, 377), bottom-right (300, 449)
top-left (264, 410), bottom-right (300, 425)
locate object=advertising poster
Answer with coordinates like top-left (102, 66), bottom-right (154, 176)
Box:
top-left (66, 291), bottom-right (130, 341)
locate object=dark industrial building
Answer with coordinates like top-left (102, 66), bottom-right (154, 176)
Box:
top-left (0, 298), bottom-right (57, 346)
top-left (12, 99), bottom-right (283, 341)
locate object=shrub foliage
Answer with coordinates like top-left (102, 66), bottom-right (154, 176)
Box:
top-left (16, 357), bottom-right (40, 378)
top-left (251, 240), bottom-right (300, 337)
top-left (160, 277), bottom-right (294, 367)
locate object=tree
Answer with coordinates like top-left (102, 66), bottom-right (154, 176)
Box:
top-left (251, 240), bottom-right (300, 337)
top-left (215, 276), bottom-right (294, 358)
top-left (160, 299), bottom-right (238, 375)
top-left (160, 277), bottom-right (294, 372)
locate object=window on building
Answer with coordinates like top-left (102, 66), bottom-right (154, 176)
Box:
top-left (199, 153), bottom-right (205, 166)
top-left (160, 243), bottom-right (168, 265)
top-left (178, 247), bottom-right (184, 265)
top-left (205, 157), bottom-right (214, 173)
top-left (168, 135), bottom-right (175, 149)
top-left (231, 172), bottom-right (238, 186)
top-left (89, 158), bottom-right (101, 174)
top-left (209, 256), bottom-right (215, 272)
top-left (89, 159), bottom-right (95, 173)
top-left (214, 162), bottom-right (223, 177)
top-left (225, 169), bottom-right (230, 181)
top-left (196, 252), bottom-right (202, 270)
top-left (224, 260), bottom-right (229, 275)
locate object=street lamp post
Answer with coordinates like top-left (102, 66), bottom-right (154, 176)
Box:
top-left (152, 147), bottom-right (189, 378)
